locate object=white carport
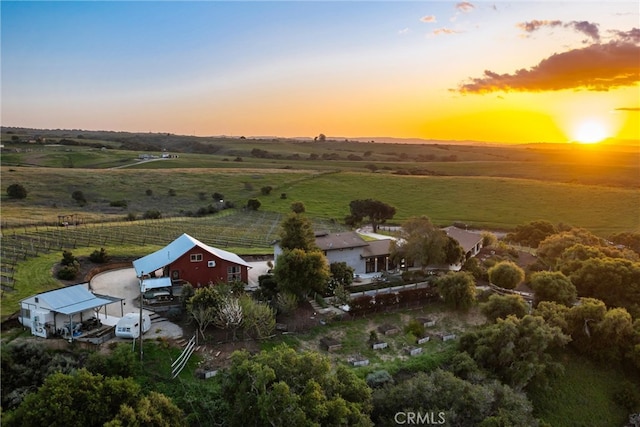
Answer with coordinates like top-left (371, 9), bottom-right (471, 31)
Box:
top-left (19, 284), bottom-right (124, 340)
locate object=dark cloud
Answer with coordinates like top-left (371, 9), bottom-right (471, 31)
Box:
top-left (569, 21), bottom-right (600, 41)
top-left (456, 41), bottom-right (640, 93)
top-left (517, 20), bottom-right (562, 33)
top-left (615, 107), bottom-right (640, 111)
top-left (613, 28), bottom-right (640, 44)
top-left (455, 2), bottom-right (475, 13)
top-left (517, 19), bottom-right (599, 41)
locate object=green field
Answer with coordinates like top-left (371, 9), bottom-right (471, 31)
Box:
top-left (2, 167), bottom-right (637, 235)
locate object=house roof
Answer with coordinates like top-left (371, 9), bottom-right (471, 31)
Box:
top-left (316, 231), bottom-right (369, 251)
top-left (361, 239), bottom-right (392, 258)
top-left (443, 226), bottom-right (483, 253)
top-left (133, 233), bottom-right (251, 276)
top-left (25, 284), bottom-right (114, 316)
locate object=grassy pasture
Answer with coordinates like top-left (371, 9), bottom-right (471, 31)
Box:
top-left (260, 172), bottom-right (640, 234)
top-left (2, 167), bottom-right (637, 235)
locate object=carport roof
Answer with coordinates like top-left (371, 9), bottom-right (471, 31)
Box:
top-left (30, 284), bottom-right (114, 316)
top-left (133, 233), bottom-right (251, 277)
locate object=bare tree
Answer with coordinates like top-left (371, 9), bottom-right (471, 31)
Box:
top-left (214, 296), bottom-right (243, 340)
top-left (190, 305), bottom-right (216, 344)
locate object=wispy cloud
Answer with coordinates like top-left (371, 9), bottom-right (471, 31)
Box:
top-left (517, 19), bottom-right (600, 41)
top-left (455, 2), bottom-right (475, 13)
top-left (420, 15), bottom-right (436, 23)
top-left (455, 40), bottom-right (640, 93)
top-left (398, 27), bottom-right (410, 36)
top-left (615, 107), bottom-right (640, 111)
top-left (433, 28), bottom-right (460, 36)
top-left (516, 20), bottom-right (562, 33)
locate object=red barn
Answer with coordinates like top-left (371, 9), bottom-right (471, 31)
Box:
top-left (132, 233), bottom-right (251, 288)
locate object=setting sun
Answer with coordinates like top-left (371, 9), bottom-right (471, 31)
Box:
top-left (572, 120), bottom-right (609, 144)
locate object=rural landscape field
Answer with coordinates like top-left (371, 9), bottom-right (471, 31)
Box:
top-left (1, 127), bottom-right (639, 426)
top-left (2, 1), bottom-right (640, 426)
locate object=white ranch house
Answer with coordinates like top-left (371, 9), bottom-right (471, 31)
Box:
top-left (274, 226), bottom-right (483, 276)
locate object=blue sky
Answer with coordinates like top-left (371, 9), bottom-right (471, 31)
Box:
top-left (2, 1), bottom-right (639, 143)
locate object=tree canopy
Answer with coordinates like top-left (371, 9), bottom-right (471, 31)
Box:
top-left (480, 294), bottom-right (529, 322)
top-left (460, 315), bottom-right (570, 391)
top-left (6, 183), bottom-right (27, 199)
top-left (390, 216), bottom-right (448, 269)
top-left (273, 248), bottom-right (330, 298)
top-left (529, 271), bottom-right (576, 307)
top-left (487, 261), bottom-right (524, 290)
top-left (219, 344), bottom-right (373, 426)
top-left (3, 369), bottom-right (185, 427)
top-left (279, 212), bottom-right (317, 251)
top-left (505, 220), bottom-right (557, 248)
top-left (371, 369), bottom-right (538, 426)
top-left (345, 199), bottom-right (396, 233)
top-left (436, 271), bottom-right (477, 311)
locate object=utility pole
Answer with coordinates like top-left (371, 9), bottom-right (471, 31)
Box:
top-left (139, 272), bottom-right (144, 362)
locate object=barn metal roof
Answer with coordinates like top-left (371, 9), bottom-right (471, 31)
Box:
top-left (132, 233), bottom-right (251, 277)
top-left (34, 284), bottom-right (114, 315)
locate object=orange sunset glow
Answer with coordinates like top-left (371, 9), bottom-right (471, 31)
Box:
top-left (1, 2), bottom-right (638, 144)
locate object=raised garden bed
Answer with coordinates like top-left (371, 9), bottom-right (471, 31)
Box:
top-left (320, 337), bottom-right (342, 352)
top-left (378, 323), bottom-right (400, 336)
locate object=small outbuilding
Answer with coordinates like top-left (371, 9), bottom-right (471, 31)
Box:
top-left (19, 284), bottom-right (123, 340)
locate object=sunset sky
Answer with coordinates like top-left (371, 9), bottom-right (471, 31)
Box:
top-left (1, 1), bottom-right (639, 144)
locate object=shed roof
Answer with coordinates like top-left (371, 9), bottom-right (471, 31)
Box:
top-left (27, 284), bottom-right (114, 316)
top-left (141, 277), bottom-right (172, 292)
top-left (133, 233), bottom-right (251, 277)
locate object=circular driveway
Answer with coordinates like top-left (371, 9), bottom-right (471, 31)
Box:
top-left (90, 268), bottom-right (184, 340)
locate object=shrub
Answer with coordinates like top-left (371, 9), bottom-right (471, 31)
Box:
top-left (246, 198), bottom-right (261, 211)
top-left (167, 188), bottom-right (176, 196)
top-left (280, 193), bottom-right (287, 199)
top-left (145, 189), bottom-right (153, 196)
top-left (57, 265), bottom-right (79, 280)
top-left (276, 292), bottom-right (298, 315)
top-left (61, 250), bottom-right (78, 266)
top-left (290, 201), bottom-right (305, 213)
top-left (404, 319), bottom-right (426, 338)
top-left (6, 183), bottom-right (27, 199)
top-left (366, 370), bottom-right (394, 389)
top-left (125, 212), bottom-right (137, 221)
top-left (143, 209), bottom-right (161, 219)
top-left (71, 190), bottom-right (86, 206)
top-left (109, 200), bottom-right (127, 208)
top-left (212, 192), bottom-right (224, 201)
top-left (260, 186), bottom-right (273, 195)
top-left (89, 248), bottom-right (110, 264)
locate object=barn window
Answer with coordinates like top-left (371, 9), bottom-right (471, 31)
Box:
top-left (227, 266), bottom-right (242, 282)
top-left (190, 253), bottom-right (203, 262)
